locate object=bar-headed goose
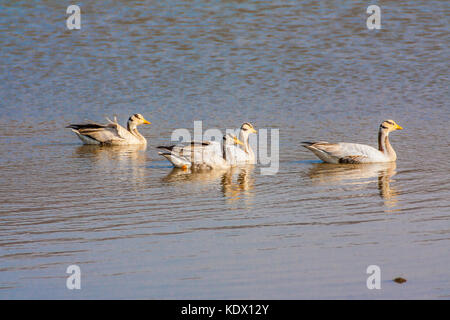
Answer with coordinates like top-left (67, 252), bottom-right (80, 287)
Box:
top-left (158, 133), bottom-right (244, 170)
top-left (302, 120), bottom-right (403, 164)
top-left (229, 122), bottom-right (258, 164)
top-left (67, 114), bottom-right (151, 145)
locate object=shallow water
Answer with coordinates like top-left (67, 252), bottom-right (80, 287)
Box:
top-left (0, 1), bottom-right (449, 299)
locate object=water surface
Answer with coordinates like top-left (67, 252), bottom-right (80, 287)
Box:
top-left (0, 0), bottom-right (449, 299)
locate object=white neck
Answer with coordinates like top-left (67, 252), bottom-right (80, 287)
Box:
top-left (239, 130), bottom-right (255, 161)
top-left (378, 128), bottom-right (396, 161)
top-left (128, 121), bottom-right (146, 142)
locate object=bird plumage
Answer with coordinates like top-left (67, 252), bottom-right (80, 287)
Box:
top-left (67, 114), bottom-right (151, 145)
top-left (230, 122), bottom-right (258, 165)
top-left (158, 134), bottom-right (244, 170)
top-left (302, 120), bottom-right (404, 164)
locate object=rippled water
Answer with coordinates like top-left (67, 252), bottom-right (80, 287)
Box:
top-left (0, 1), bottom-right (449, 299)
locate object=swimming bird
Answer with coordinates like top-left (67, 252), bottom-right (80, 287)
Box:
top-left (67, 113), bottom-right (151, 145)
top-left (302, 120), bottom-right (403, 164)
top-left (229, 122), bottom-right (258, 164)
top-left (157, 134), bottom-right (244, 170)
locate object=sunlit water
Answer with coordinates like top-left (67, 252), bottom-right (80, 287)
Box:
top-left (0, 1), bottom-right (449, 299)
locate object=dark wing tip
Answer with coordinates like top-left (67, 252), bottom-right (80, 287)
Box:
top-left (338, 156), bottom-right (366, 164)
top-left (190, 141), bottom-right (210, 146)
top-left (67, 123), bottom-right (105, 130)
top-left (157, 145), bottom-right (175, 151)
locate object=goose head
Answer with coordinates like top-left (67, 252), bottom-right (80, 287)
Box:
top-left (239, 122), bottom-right (257, 141)
top-left (127, 113), bottom-right (151, 131)
top-left (379, 120), bottom-right (403, 133)
top-left (129, 113), bottom-right (151, 126)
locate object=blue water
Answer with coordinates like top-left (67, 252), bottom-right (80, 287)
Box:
top-left (0, 0), bottom-right (449, 299)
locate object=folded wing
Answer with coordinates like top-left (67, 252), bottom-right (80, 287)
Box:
top-left (158, 141), bottom-right (225, 169)
top-left (302, 141), bottom-right (385, 164)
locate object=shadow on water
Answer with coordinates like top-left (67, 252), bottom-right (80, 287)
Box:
top-left (305, 162), bottom-right (400, 208)
top-left (162, 165), bottom-right (255, 201)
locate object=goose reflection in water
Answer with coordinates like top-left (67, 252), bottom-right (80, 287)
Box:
top-left (72, 144), bottom-right (148, 188)
top-left (221, 166), bottom-right (255, 201)
top-left (305, 162), bottom-right (399, 208)
top-left (74, 144), bottom-right (148, 161)
top-left (162, 165), bottom-right (255, 202)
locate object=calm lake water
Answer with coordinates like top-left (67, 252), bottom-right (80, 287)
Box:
top-left (0, 0), bottom-right (449, 299)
